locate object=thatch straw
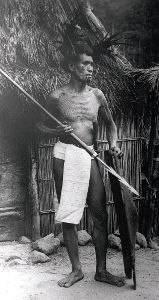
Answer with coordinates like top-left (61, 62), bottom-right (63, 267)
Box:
top-left (0, 0), bottom-right (137, 116)
top-left (131, 65), bottom-right (159, 96)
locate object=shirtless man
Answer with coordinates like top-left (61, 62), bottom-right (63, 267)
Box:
top-left (37, 43), bottom-right (125, 288)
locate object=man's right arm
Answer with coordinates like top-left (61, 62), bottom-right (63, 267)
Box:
top-left (36, 92), bottom-right (73, 137)
top-left (36, 122), bottom-right (57, 136)
top-left (36, 92), bottom-right (58, 137)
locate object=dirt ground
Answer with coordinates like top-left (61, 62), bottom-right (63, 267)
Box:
top-left (0, 241), bottom-right (159, 300)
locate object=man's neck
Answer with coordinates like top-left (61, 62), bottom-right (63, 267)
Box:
top-left (69, 77), bottom-right (87, 94)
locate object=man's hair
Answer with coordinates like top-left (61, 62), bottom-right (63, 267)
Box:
top-left (59, 20), bottom-right (121, 73)
top-left (61, 42), bottom-right (94, 73)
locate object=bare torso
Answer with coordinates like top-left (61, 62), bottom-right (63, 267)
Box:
top-left (49, 85), bottom-right (101, 145)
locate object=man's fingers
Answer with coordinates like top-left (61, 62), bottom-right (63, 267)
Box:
top-left (56, 124), bottom-right (73, 135)
top-left (63, 125), bottom-right (73, 132)
top-left (64, 127), bottom-right (73, 134)
top-left (66, 126), bottom-right (73, 130)
top-left (117, 152), bottom-right (124, 159)
top-left (110, 146), bottom-right (124, 159)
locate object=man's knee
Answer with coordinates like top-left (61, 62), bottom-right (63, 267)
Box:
top-left (92, 210), bottom-right (108, 230)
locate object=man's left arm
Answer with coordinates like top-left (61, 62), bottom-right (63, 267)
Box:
top-left (97, 89), bottom-right (122, 157)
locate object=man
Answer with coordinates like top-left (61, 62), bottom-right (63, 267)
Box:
top-left (37, 43), bottom-right (125, 288)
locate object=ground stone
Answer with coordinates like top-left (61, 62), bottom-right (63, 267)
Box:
top-left (5, 255), bottom-right (22, 262)
top-left (78, 230), bottom-right (92, 246)
top-left (6, 257), bottom-right (27, 266)
top-left (108, 234), bottom-right (121, 250)
top-left (32, 234), bottom-right (60, 255)
top-left (19, 236), bottom-right (32, 244)
top-left (148, 240), bottom-right (159, 250)
top-left (136, 232), bottom-right (147, 248)
top-left (114, 229), bottom-right (120, 236)
top-left (29, 250), bottom-right (51, 264)
top-left (114, 242), bottom-right (140, 251)
top-left (153, 253), bottom-right (159, 262)
top-left (56, 232), bottom-right (65, 246)
top-left (152, 237), bottom-right (158, 243)
top-left (135, 243), bottom-right (140, 250)
top-left (118, 244), bottom-right (122, 251)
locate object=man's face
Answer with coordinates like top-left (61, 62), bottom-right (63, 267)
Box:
top-left (71, 53), bottom-right (94, 83)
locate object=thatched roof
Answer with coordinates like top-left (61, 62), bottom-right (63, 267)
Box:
top-left (132, 65), bottom-right (159, 97)
top-left (0, 0), bottom-right (137, 117)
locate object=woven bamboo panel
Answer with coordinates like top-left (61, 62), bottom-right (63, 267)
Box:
top-left (37, 137), bottom-right (57, 237)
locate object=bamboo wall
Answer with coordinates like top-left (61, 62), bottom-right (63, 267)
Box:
top-left (36, 137), bottom-right (56, 237)
top-left (35, 118), bottom-right (143, 237)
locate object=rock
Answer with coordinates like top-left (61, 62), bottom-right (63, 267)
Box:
top-left (6, 256), bottom-right (27, 266)
top-left (78, 230), bottom-right (92, 246)
top-left (8, 260), bottom-right (27, 266)
top-left (118, 244), bottom-right (122, 251)
top-left (111, 241), bottom-right (140, 251)
top-left (153, 253), bottom-right (159, 262)
top-left (32, 234), bottom-right (60, 255)
top-left (19, 236), bottom-right (31, 244)
top-left (108, 234), bottom-right (121, 250)
top-left (56, 232), bottom-right (65, 246)
top-left (5, 255), bottom-right (22, 262)
top-left (114, 229), bottom-right (120, 237)
top-left (152, 237), bottom-right (158, 243)
top-left (136, 232), bottom-right (147, 248)
top-left (135, 243), bottom-right (140, 250)
top-left (148, 240), bottom-right (159, 250)
top-left (29, 250), bottom-right (51, 264)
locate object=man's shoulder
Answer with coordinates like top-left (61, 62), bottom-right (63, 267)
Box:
top-left (92, 88), bottom-right (105, 103)
top-left (49, 86), bottom-right (66, 100)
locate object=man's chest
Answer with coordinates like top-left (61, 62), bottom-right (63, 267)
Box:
top-left (55, 94), bottom-right (100, 121)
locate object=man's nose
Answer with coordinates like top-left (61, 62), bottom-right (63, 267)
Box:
top-left (88, 65), bottom-right (93, 72)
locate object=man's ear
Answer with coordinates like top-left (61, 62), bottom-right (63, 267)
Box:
top-left (68, 63), bottom-right (75, 73)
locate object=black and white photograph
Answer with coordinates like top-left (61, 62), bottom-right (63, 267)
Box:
top-left (0, 0), bottom-right (159, 299)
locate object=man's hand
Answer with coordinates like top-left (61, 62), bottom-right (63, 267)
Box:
top-left (110, 146), bottom-right (123, 159)
top-left (56, 121), bottom-right (73, 136)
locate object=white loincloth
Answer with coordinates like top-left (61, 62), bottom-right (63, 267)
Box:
top-left (54, 141), bottom-right (92, 224)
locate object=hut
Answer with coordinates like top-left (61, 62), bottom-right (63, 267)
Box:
top-left (0, 0), bottom-right (156, 241)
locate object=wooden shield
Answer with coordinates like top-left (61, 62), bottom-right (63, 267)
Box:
top-left (104, 150), bottom-right (138, 289)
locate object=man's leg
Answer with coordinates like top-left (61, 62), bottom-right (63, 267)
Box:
top-left (53, 157), bottom-right (84, 288)
top-left (87, 160), bottom-right (125, 287)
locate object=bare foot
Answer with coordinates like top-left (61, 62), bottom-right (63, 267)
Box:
top-left (94, 270), bottom-right (125, 287)
top-left (58, 270), bottom-right (84, 288)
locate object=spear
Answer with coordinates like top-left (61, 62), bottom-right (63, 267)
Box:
top-left (0, 67), bottom-right (139, 196)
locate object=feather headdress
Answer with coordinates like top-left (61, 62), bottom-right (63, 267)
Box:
top-left (57, 16), bottom-right (122, 63)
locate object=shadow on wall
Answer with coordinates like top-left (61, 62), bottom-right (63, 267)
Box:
top-left (0, 93), bottom-right (34, 241)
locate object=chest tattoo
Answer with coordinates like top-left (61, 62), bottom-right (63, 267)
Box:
top-left (54, 93), bottom-right (99, 122)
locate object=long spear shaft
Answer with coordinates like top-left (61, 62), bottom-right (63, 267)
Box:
top-left (0, 67), bottom-right (139, 196)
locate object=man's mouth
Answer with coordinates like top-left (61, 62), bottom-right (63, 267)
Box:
top-left (86, 74), bottom-right (92, 78)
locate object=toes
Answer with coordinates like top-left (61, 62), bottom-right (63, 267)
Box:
top-left (63, 281), bottom-right (72, 288)
top-left (58, 281), bottom-right (64, 287)
top-left (58, 279), bottom-right (68, 287)
top-left (95, 271), bottom-right (126, 287)
top-left (117, 279), bottom-right (125, 287)
top-left (114, 277), bottom-right (125, 287)
top-left (58, 272), bottom-right (84, 288)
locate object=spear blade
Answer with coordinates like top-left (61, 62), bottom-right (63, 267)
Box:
top-left (97, 157), bottom-right (139, 196)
